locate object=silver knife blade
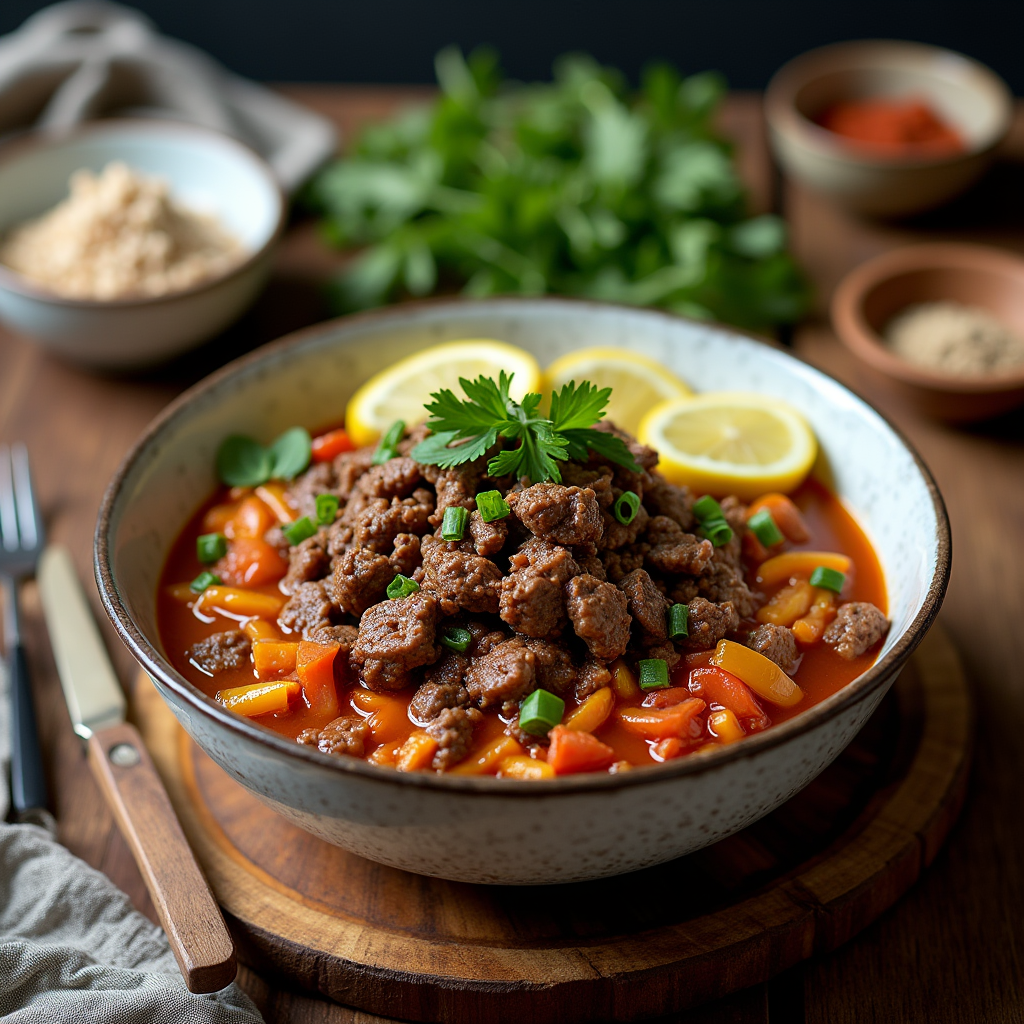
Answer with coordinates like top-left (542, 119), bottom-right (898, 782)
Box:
top-left (38, 546), bottom-right (126, 739)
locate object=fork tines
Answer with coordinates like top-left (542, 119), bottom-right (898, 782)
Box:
top-left (0, 443), bottom-right (42, 557)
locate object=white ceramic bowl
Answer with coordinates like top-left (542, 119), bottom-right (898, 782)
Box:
top-left (96, 299), bottom-right (950, 884)
top-left (765, 41), bottom-right (1013, 217)
top-left (0, 121), bottom-right (285, 369)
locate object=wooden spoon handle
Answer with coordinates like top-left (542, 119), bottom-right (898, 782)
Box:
top-left (88, 722), bottom-right (236, 993)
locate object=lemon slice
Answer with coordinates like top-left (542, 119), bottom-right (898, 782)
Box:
top-left (345, 340), bottom-right (542, 447)
top-left (543, 347), bottom-right (692, 435)
top-left (638, 392), bottom-right (817, 500)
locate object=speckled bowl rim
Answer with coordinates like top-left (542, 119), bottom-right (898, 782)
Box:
top-left (95, 296), bottom-right (951, 796)
top-left (0, 119), bottom-right (287, 309)
top-left (765, 39), bottom-right (1014, 170)
top-left (832, 242), bottom-right (1024, 393)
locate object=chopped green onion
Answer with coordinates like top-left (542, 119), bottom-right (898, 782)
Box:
top-left (196, 532), bottom-right (227, 564)
top-left (441, 505), bottom-right (469, 541)
top-left (692, 495), bottom-right (724, 522)
top-left (476, 489), bottom-right (510, 522)
top-left (614, 490), bottom-right (640, 525)
top-left (441, 626), bottom-right (473, 652)
top-left (638, 658), bottom-right (670, 691)
top-left (668, 603), bottom-right (689, 639)
top-left (315, 493), bottom-right (340, 526)
top-left (518, 688), bottom-right (565, 737)
top-left (810, 566), bottom-right (846, 593)
top-left (189, 571), bottom-right (221, 594)
top-left (699, 517), bottom-right (733, 547)
top-left (747, 507), bottom-right (784, 547)
top-left (282, 516), bottom-right (317, 546)
top-left (372, 419), bottom-right (406, 465)
top-left (386, 574), bottom-right (420, 599)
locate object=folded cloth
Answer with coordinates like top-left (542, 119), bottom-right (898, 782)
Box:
top-left (0, 1), bottom-right (337, 192)
top-left (0, 823), bottom-right (263, 1023)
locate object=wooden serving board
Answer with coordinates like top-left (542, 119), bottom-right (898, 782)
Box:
top-left (135, 623), bottom-right (971, 1024)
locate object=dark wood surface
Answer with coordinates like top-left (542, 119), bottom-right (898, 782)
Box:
top-left (132, 625), bottom-right (970, 1024)
top-left (1, 88), bottom-right (1023, 1022)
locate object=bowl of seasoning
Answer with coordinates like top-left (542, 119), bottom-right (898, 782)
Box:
top-left (832, 243), bottom-right (1024, 421)
top-left (0, 120), bottom-right (285, 369)
top-left (765, 41), bottom-right (1013, 218)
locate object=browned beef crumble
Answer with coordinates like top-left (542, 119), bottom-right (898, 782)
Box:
top-left (618, 568), bottom-right (669, 639)
top-left (681, 597), bottom-right (739, 651)
top-left (426, 706), bottom-right (483, 768)
top-left (421, 545), bottom-right (502, 616)
top-left (331, 547), bottom-right (394, 616)
top-left (469, 510), bottom-right (507, 556)
top-left (507, 483), bottom-right (603, 546)
top-left (823, 602), bottom-right (889, 660)
top-left (279, 581), bottom-right (336, 638)
top-left (576, 658), bottom-right (613, 700)
top-left (352, 592), bottom-right (440, 690)
top-left (297, 715), bottom-right (371, 757)
top-left (565, 574), bottom-right (631, 662)
top-left (465, 638), bottom-right (537, 708)
top-left (747, 623), bottom-right (801, 675)
top-left (189, 630), bottom-right (251, 674)
top-left (282, 533), bottom-right (331, 594)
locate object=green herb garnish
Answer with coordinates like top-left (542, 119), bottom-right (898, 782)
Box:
top-left (692, 494), bottom-right (733, 547)
top-left (747, 507), bottom-right (784, 548)
top-left (810, 567), bottom-right (846, 593)
top-left (216, 427), bottom-right (312, 488)
top-left (315, 494), bottom-right (340, 526)
top-left (282, 516), bottom-right (317, 546)
top-left (614, 490), bottom-right (640, 525)
top-left (387, 574), bottom-right (420, 599)
top-left (196, 533), bottom-right (227, 564)
top-left (440, 626), bottom-right (473, 652)
top-left (518, 689), bottom-right (565, 737)
top-left (475, 490), bottom-right (510, 522)
top-left (189, 571), bottom-right (221, 594)
top-left (268, 428), bottom-right (313, 480)
top-left (410, 372), bottom-right (639, 484)
top-left (638, 659), bottom-right (670, 691)
top-left (668, 603), bottom-right (689, 639)
top-left (372, 419), bottom-right (406, 465)
top-left (440, 505), bottom-right (469, 540)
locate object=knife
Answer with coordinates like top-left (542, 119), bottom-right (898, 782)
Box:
top-left (38, 546), bottom-right (236, 994)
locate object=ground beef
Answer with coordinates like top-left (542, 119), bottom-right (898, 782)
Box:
top-left (645, 516), bottom-right (714, 575)
top-left (351, 592), bottom-right (440, 690)
top-left (333, 448), bottom-right (376, 499)
top-left (286, 462), bottom-right (338, 519)
top-left (396, 422), bottom-right (431, 457)
top-left (278, 581), bottom-right (336, 638)
top-left (561, 464), bottom-right (615, 507)
top-left (331, 547), bottom-right (394, 616)
top-left (565, 573), bottom-right (631, 662)
top-left (307, 623), bottom-right (359, 652)
top-left (668, 578), bottom-right (700, 605)
top-left (473, 629), bottom-right (508, 656)
top-left (297, 715), bottom-right (371, 757)
top-left (356, 457), bottom-right (424, 500)
top-left (390, 533), bottom-right (422, 577)
top-left (421, 546), bottom-right (502, 616)
top-left (641, 639), bottom-right (681, 670)
top-left (325, 521), bottom-right (354, 557)
top-left (521, 637), bottom-right (576, 696)
top-left (410, 653), bottom-right (471, 723)
top-left (601, 544), bottom-right (647, 583)
top-left (823, 602), bottom-right (889, 660)
top-left (282, 534), bottom-right (330, 594)
top-left (681, 597), bottom-right (739, 651)
top-left (643, 476), bottom-right (696, 531)
top-left (747, 623), bottom-right (801, 674)
top-left (499, 539), bottom-right (580, 638)
top-left (599, 502), bottom-right (650, 551)
top-left (263, 524), bottom-right (290, 560)
top-left (576, 658), bottom-right (613, 700)
top-left (429, 465), bottom-right (481, 525)
top-left (426, 706), bottom-right (483, 769)
top-left (188, 630), bottom-right (250, 674)
top-left (465, 638), bottom-right (538, 708)
top-left (353, 490), bottom-right (434, 552)
top-left (507, 483), bottom-right (603, 546)
top-left (697, 554), bottom-right (762, 619)
top-left (469, 510), bottom-right (507, 556)
top-left (618, 568), bottom-right (669, 638)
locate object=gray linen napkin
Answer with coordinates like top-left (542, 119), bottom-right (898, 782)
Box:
top-left (0, 1), bottom-right (337, 192)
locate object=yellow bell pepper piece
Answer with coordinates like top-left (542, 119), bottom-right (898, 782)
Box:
top-left (196, 586), bottom-right (285, 620)
top-left (252, 640), bottom-right (298, 679)
top-left (243, 618), bottom-right (282, 642)
top-left (564, 687), bottom-right (615, 733)
top-left (755, 551), bottom-right (852, 589)
top-left (755, 580), bottom-right (815, 626)
top-left (711, 639), bottom-right (803, 708)
top-left (708, 707), bottom-right (745, 744)
top-left (449, 735), bottom-right (524, 775)
top-left (255, 482), bottom-right (298, 524)
top-left (396, 731), bottom-right (439, 772)
top-left (216, 679), bottom-right (300, 717)
top-left (792, 588), bottom-right (838, 644)
top-left (611, 659), bottom-right (640, 700)
top-left (497, 755), bottom-right (555, 780)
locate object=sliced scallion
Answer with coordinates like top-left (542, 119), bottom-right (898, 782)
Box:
top-left (614, 490), bottom-right (640, 525)
top-left (189, 571), bottom-right (221, 594)
top-left (668, 603), bottom-right (689, 639)
top-left (638, 658), bottom-right (670, 691)
top-left (441, 626), bottom-right (473, 652)
top-left (747, 507), bottom-right (784, 547)
top-left (475, 489), bottom-right (510, 523)
top-left (196, 532), bottom-right (227, 563)
top-left (372, 419), bottom-right (406, 465)
top-left (315, 493), bottom-right (340, 526)
top-left (441, 505), bottom-right (469, 541)
top-left (700, 517), bottom-right (733, 547)
top-left (692, 495), bottom-right (724, 522)
top-left (387, 574), bottom-right (420, 599)
top-left (518, 688), bottom-right (565, 737)
top-left (810, 566), bottom-right (846, 593)
top-left (282, 516), bottom-right (317, 546)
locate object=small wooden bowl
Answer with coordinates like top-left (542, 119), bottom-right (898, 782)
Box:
top-left (832, 243), bottom-right (1024, 421)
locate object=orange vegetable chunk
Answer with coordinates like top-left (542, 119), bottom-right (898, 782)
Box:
top-left (252, 640), bottom-right (298, 679)
top-left (243, 618), bottom-right (281, 642)
top-left (708, 708), bottom-right (745, 744)
top-left (756, 580), bottom-right (815, 626)
top-left (196, 586), bottom-right (285, 620)
top-left (711, 640), bottom-right (803, 707)
top-left (498, 755), bottom-right (555, 780)
top-left (564, 687), bottom-right (614, 732)
top-left (450, 736), bottom-right (525, 776)
top-left (617, 699), bottom-right (706, 741)
top-left (689, 666), bottom-right (767, 725)
top-left (651, 737), bottom-right (684, 761)
top-left (610, 660), bottom-right (640, 700)
top-left (792, 588), bottom-right (838, 645)
top-left (217, 679), bottom-right (300, 717)
top-left (756, 551), bottom-right (852, 589)
top-left (367, 699), bottom-right (412, 745)
top-left (396, 731), bottom-right (439, 772)
top-left (255, 483), bottom-right (298, 524)
top-left (747, 493), bottom-right (811, 543)
top-left (227, 495), bottom-right (276, 539)
top-left (311, 428), bottom-right (355, 462)
top-left (217, 536), bottom-right (288, 587)
top-left (296, 641), bottom-right (341, 718)
top-left (547, 726), bottom-right (616, 774)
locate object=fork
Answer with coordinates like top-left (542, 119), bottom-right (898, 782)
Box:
top-left (0, 442), bottom-right (53, 830)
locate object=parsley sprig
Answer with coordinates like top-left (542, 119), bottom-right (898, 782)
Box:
top-left (409, 373), bottom-right (640, 484)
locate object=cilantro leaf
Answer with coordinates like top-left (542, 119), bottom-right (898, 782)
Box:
top-left (562, 428), bottom-right (640, 472)
top-left (549, 380), bottom-right (612, 431)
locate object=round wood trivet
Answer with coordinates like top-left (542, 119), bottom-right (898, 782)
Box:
top-left (135, 623), bottom-right (971, 1024)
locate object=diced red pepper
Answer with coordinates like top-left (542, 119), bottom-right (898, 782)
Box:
top-left (689, 666), bottom-right (769, 729)
top-left (215, 537), bottom-right (288, 587)
top-left (311, 428), bottom-right (355, 462)
top-left (547, 725), bottom-right (615, 775)
top-left (297, 641), bottom-right (341, 719)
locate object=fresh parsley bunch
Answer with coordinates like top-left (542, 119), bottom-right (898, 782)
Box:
top-left (306, 48), bottom-right (810, 332)
top-left (410, 373), bottom-right (639, 484)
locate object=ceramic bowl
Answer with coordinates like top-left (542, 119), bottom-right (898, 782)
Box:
top-left (832, 243), bottom-right (1024, 421)
top-left (765, 41), bottom-right (1013, 217)
top-left (0, 120), bottom-right (285, 369)
top-left (96, 298), bottom-right (950, 885)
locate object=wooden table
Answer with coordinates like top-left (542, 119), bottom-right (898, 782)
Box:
top-left (2, 88), bottom-right (1022, 1024)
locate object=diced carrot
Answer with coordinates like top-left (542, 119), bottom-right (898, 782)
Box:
top-left (252, 640), bottom-right (298, 679)
top-left (610, 660), bottom-right (640, 700)
top-left (564, 687), bottom-right (614, 732)
top-left (203, 503), bottom-right (238, 534)
top-left (651, 737), bottom-right (684, 761)
top-left (617, 699), bottom-right (706, 741)
top-left (756, 580), bottom-right (815, 626)
top-left (689, 666), bottom-right (767, 724)
top-left (792, 588), bottom-right (838, 644)
top-left (196, 586), bottom-right (285, 620)
top-left (296, 641), bottom-right (340, 718)
top-left (368, 741), bottom-right (400, 767)
top-left (367, 700), bottom-right (412, 745)
top-left (711, 640), bottom-right (803, 708)
top-left (396, 731), bottom-right (439, 772)
top-left (756, 552), bottom-right (852, 589)
top-left (216, 537), bottom-right (288, 587)
top-left (243, 618), bottom-right (282, 642)
top-left (609, 760), bottom-right (633, 773)
top-left (255, 483), bottom-right (298, 524)
top-left (217, 679), bottom-right (300, 717)
top-left (742, 530), bottom-right (772, 565)
top-left (227, 495), bottom-right (276, 539)
top-left (642, 685), bottom-right (694, 709)
top-left (708, 708), bottom-right (745, 744)
top-left (166, 583), bottom-right (196, 603)
top-left (748, 493), bottom-right (811, 543)
top-left (311, 428), bottom-right (355, 462)
top-left (498, 755), bottom-right (555, 780)
top-left (547, 726), bottom-right (616, 775)
top-left (350, 689), bottom-right (397, 714)
top-left (450, 735), bottom-right (524, 775)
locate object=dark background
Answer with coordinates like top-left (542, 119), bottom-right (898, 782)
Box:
top-left (2, 0), bottom-right (1022, 94)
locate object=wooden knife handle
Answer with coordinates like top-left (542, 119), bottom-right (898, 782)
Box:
top-left (88, 722), bottom-right (237, 993)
